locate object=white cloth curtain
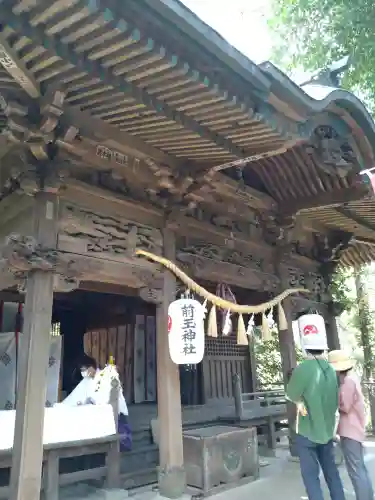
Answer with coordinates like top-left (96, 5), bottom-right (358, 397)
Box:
top-left (0, 332), bottom-right (62, 409)
top-left (44, 335), bottom-right (62, 407)
top-left (0, 332), bottom-right (18, 410)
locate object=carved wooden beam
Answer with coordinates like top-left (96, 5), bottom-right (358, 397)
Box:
top-left (177, 245), bottom-right (279, 291)
top-left (313, 230), bottom-right (354, 265)
top-left (0, 232), bottom-right (160, 289)
top-left (62, 105), bottom-right (182, 170)
top-left (0, 33), bottom-right (40, 98)
top-left (62, 105), bottom-right (274, 209)
top-left (2, 86), bottom-right (66, 163)
top-left (0, 265), bottom-right (20, 291)
top-left (61, 178), bottom-right (164, 228)
top-left (290, 296), bottom-right (329, 320)
top-left (57, 133), bottom-right (177, 192)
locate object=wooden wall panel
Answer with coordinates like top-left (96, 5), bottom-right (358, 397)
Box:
top-left (108, 327), bottom-right (117, 361)
top-left (133, 315), bottom-right (146, 403)
top-left (202, 336), bottom-right (253, 402)
top-left (123, 325), bottom-right (134, 403)
top-left (99, 328), bottom-right (107, 368)
top-left (202, 355), bottom-right (250, 401)
top-left (84, 324), bottom-right (134, 402)
top-left (91, 331), bottom-right (100, 364)
top-left (83, 306), bottom-right (157, 405)
top-left (145, 315), bottom-right (157, 402)
top-left (83, 331), bottom-right (91, 353)
top-left (116, 325), bottom-right (126, 386)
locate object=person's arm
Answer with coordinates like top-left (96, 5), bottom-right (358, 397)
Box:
top-left (286, 363), bottom-right (307, 403)
top-left (60, 378), bottom-right (89, 406)
top-left (339, 378), bottom-right (356, 414)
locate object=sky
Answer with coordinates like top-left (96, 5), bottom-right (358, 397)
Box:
top-left (181, 0), bottom-right (273, 64)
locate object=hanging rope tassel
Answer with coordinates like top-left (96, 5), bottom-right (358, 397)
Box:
top-left (246, 314), bottom-right (255, 337)
top-left (207, 305), bottom-right (218, 337)
top-left (278, 303), bottom-right (288, 331)
top-left (202, 299), bottom-right (208, 319)
top-left (222, 310), bottom-right (232, 335)
top-left (237, 314), bottom-right (248, 345)
top-left (262, 312), bottom-right (272, 341)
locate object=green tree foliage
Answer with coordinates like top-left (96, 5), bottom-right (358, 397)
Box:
top-left (269, 0), bottom-right (375, 105)
top-left (254, 328), bottom-right (303, 388)
top-left (329, 267), bottom-right (355, 313)
top-left (254, 332), bottom-right (283, 387)
top-left (353, 267), bottom-right (375, 378)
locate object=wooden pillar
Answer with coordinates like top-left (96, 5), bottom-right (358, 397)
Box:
top-left (156, 228), bottom-right (186, 498)
top-left (326, 303), bottom-right (340, 350)
top-left (9, 191), bottom-right (58, 500)
top-left (275, 248), bottom-right (298, 456)
top-left (248, 336), bottom-right (257, 393)
top-left (277, 297), bottom-right (298, 455)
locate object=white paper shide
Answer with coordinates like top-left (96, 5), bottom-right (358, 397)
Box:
top-left (298, 313), bottom-right (328, 351)
top-left (168, 298), bottom-right (205, 365)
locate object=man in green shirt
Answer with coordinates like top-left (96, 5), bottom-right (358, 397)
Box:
top-left (287, 348), bottom-right (346, 500)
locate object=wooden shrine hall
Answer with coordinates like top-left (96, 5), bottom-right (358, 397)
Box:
top-left (0, 0), bottom-right (375, 498)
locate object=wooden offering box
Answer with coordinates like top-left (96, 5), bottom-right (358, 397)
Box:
top-left (183, 425), bottom-right (259, 495)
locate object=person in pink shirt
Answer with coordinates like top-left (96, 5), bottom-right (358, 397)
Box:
top-left (328, 350), bottom-right (374, 500)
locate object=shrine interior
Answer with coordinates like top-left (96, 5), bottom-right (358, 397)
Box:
top-left (56, 282), bottom-right (266, 407)
top-left (0, 283), bottom-right (270, 410)
top-left (0, 284), bottom-right (265, 485)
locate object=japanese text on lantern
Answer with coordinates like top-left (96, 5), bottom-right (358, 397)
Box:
top-left (181, 303), bottom-right (196, 356)
top-left (168, 298), bottom-right (205, 365)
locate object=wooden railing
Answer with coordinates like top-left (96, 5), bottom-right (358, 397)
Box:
top-left (232, 374), bottom-right (287, 451)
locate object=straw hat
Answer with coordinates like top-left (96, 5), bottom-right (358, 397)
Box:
top-left (328, 350), bottom-right (354, 372)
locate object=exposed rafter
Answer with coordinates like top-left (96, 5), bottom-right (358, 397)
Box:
top-left (281, 183), bottom-right (369, 216)
top-left (336, 206), bottom-right (375, 233)
top-left (0, 33), bottom-right (40, 98)
top-left (3, 5), bottom-right (251, 160)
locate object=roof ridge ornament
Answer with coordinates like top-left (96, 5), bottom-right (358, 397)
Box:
top-left (301, 56), bottom-right (351, 89)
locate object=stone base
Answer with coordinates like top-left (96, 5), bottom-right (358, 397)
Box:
top-left (60, 484), bottom-right (129, 500)
top-left (157, 466), bottom-right (186, 499)
top-left (288, 431), bottom-right (298, 457)
top-left (135, 494), bottom-right (190, 500)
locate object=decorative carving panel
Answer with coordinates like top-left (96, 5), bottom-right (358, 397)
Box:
top-left (185, 206), bottom-right (262, 240)
top-left (177, 241), bottom-right (279, 291)
top-left (285, 265), bottom-right (328, 303)
top-left (179, 242), bottom-right (265, 271)
top-left (59, 204), bottom-right (163, 259)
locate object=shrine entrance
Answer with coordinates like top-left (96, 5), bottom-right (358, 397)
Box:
top-left (52, 287), bottom-right (157, 406)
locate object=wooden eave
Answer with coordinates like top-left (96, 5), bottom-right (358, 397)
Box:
top-left (0, 0), bottom-right (373, 269)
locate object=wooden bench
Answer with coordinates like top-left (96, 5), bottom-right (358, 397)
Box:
top-left (232, 374), bottom-right (287, 453)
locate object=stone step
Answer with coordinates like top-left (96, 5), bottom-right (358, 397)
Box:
top-left (122, 468), bottom-right (157, 490)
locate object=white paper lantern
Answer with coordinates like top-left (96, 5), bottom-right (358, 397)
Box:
top-left (298, 313), bottom-right (328, 351)
top-left (168, 298), bottom-right (205, 365)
